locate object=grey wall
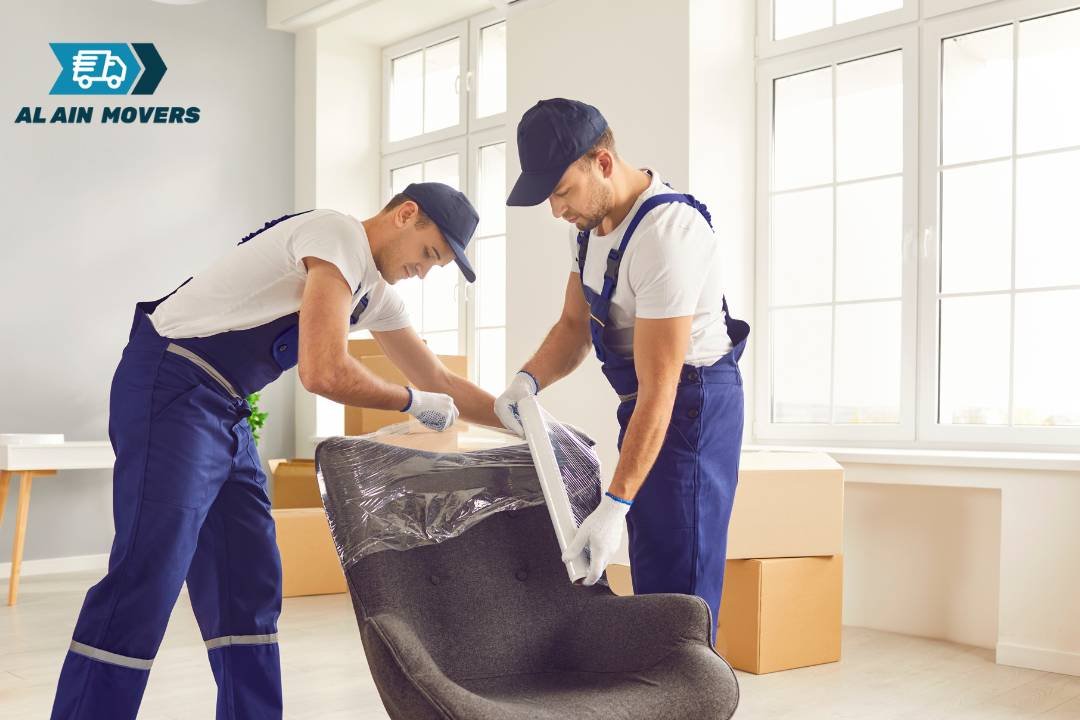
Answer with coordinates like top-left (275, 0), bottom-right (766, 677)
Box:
top-left (0, 0), bottom-right (295, 563)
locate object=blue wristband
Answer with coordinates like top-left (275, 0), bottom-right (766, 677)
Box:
top-left (401, 386), bottom-right (414, 412)
top-left (605, 491), bottom-right (633, 507)
top-left (520, 369), bottom-right (541, 394)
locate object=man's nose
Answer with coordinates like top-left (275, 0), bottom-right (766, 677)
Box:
top-left (549, 196), bottom-right (564, 219)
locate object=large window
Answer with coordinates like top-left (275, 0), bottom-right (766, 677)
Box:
top-left (381, 10), bottom-right (508, 394)
top-left (757, 0), bottom-right (1080, 449)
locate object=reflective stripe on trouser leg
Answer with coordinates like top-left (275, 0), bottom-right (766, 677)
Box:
top-left (68, 641), bottom-right (154, 671)
top-left (204, 633), bottom-right (279, 651)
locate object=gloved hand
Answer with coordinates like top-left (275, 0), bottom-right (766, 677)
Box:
top-left (494, 371), bottom-right (539, 437)
top-left (562, 492), bottom-right (632, 586)
top-left (402, 387), bottom-right (459, 432)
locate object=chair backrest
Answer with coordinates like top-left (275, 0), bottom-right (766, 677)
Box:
top-left (344, 504), bottom-right (611, 681)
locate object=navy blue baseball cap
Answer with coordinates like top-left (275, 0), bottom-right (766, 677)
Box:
top-left (401, 182), bottom-right (478, 282)
top-left (507, 98), bottom-right (608, 207)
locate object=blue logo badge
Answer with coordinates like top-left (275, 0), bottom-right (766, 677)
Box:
top-left (50, 43), bottom-right (167, 95)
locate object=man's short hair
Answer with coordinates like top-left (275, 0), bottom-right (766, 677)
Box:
top-left (382, 193), bottom-right (432, 226)
top-left (577, 126), bottom-right (616, 167)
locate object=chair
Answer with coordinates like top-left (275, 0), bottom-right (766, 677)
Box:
top-left (317, 434), bottom-right (740, 720)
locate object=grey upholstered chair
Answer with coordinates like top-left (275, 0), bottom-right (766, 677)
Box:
top-left (317, 436), bottom-right (740, 720)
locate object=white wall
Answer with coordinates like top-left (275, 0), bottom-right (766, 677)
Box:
top-left (0, 0), bottom-right (295, 563)
top-left (291, 18), bottom-right (383, 456)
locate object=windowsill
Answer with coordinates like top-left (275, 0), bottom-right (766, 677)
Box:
top-left (743, 443), bottom-right (1080, 472)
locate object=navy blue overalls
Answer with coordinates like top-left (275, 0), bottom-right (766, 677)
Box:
top-left (577, 193), bottom-right (750, 643)
top-left (51, 213), bottom-right (369, 720)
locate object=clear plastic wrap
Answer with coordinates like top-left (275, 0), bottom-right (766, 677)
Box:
top-left (316, 418), bottom-right (602, 574)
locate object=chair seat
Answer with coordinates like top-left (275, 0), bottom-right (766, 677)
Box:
top-left (450, 654), bottom-right (739, 720)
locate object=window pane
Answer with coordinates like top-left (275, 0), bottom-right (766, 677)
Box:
top-left (478, 143), bottom-right (506, 237)
top-left (774, 0), bottom-right (831, 40)
top-left (391, 163), bottom-right (423, 196)
top-left (941, 26), bottom-right (1013, 166)
top-left (477, 327), bottom-right (506, 396)
top-left (771, 187), bottom-right (833, 306)
top-left (477, 22), bottom-right (507, 118)
top-left (833, 301), bottom-right (901, 423)
top-left (836, 177), bottom-right (902, 302)
top-left (1014, 290), bottom-right (1080, 426)
top-left (1015, 149), bottom-right (1080, 289)
top-left (772, 306), bottom-right (832, 423)
top-left (836, 51), bottom-right (903, 182)
top-left (1017, 8), bottom-right (1080, 154)
top-left (423, 330), bottom-right (460, 356)
top-left (423, 154), bottom-right (459, 189)
top-left (939, 295), bottom-right (1011, 425)
top-left (424, 39), bottom-right (460, 133)
top-left (396, 277), bottom-right (422, 329)
top-left (477, 236), bottom-right (506, 327)
top-left (422, 263), bottom-right (459, 333)
top-left (774, 67), bottom-right (832, 191)
top-left (940, 160), bottom-right (1012, 294)
top-left (836, 0), bottom-right (902, 24)
top-left (389, 51), bottom-right (423, 142)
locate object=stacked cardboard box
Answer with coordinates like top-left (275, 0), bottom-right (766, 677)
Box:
top-left (606, 451), bottom-right (844, 674)
top-left (343, 339), bottom-right (469, 435)
top-left (268, 458), bottom-right (346, 598)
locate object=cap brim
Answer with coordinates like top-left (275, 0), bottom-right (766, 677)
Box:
top-left (446, 237), bottom-right (476, 283)
top-left (506, 167), bottom-right (567, 207)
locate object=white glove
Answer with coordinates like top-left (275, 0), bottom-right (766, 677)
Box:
top-left (494, 371), bottom-right (539, 437)
top-left (403, 387), bottom-right (459, 432)
top-left (562, 492), bottom-right (632, 586)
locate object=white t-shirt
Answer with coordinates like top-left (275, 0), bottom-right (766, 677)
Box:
top-left (150, 210), bottom-right (411, 339)
top-left (569, 169), bottom-right (732, 366)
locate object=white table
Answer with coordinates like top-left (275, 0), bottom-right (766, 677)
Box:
top-left (0, 440), bottom-right (114, 605)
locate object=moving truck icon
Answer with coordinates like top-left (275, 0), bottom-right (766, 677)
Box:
top-left (72, 49), bottom-right (127, 90)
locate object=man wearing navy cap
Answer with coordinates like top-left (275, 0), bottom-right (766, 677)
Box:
top-left (497, 98), bottom-right (750, 645)
top-left (51, 182), bottom-right (500, 720)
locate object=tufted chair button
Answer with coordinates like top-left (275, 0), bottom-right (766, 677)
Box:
top-left (429, 574), bottom-right (441, 586)
top-left (515, 569), bottom-right (528, 582)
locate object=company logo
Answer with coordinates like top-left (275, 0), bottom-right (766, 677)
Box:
top-left (49, 43), bottom-right (167, 95)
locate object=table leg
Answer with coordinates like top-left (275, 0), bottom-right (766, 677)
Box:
top-left (8, 472), bottom-right (33, 606)
top-left (0, 471), bottom-right (10, 531)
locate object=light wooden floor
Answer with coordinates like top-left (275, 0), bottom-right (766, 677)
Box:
top-left (2, 570), bottom-right (1079, 719)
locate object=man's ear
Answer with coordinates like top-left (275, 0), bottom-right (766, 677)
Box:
top-left (395, 201), bottom-right (419, 228)
top-left (597, 149), bottom-right (615, 179)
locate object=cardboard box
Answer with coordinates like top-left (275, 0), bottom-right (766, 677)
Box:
top-left (727, 452), bottom-right (844, 559)
top-left (268, 458), bottom-right (320, 509)
top-left (272, 508), bottom-right (347, 597)
top-left (343, 353), bottom-right (469, 435)
top-left (717, 556), bottom-right (843, 674)
top-left (375, 420), bottom-right (521, 453)
top-left (607, 558), bottom-right (843, 675)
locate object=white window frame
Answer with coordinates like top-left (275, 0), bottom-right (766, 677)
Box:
top-left (381, 138), bottom-right (470, 354)
top-left (382, 20), bottom-right (470, 155)
top-left (468, 9), bottom-right (509, 133)
top-left (380, 10), bottom-right (508, 377)
top-left (466, 126), bottom-right (510, 387)
top-left (757, 0), bottom-right (917, 58)
top-left (755, 0), bottom-right (1080, 451)
top-left (917, 0), bottom-right (1080, 449)
top-left (755, 27), bottom-right (920, 445)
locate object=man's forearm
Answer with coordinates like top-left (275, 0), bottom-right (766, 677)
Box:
top-left (443, 372), bottom-right (501, 427)
top-left (606, 389), bottom-right (678, 501)
top-left (521, 319), bottom-right (592, 390)
top-left (307, 356), bottom-right (411, 411)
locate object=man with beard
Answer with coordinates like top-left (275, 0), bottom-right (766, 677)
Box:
top-left (495, 98), bottom-right (750, 644)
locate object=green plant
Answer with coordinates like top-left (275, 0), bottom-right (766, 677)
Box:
top-left (247, 392), bottom-right (269, 445)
